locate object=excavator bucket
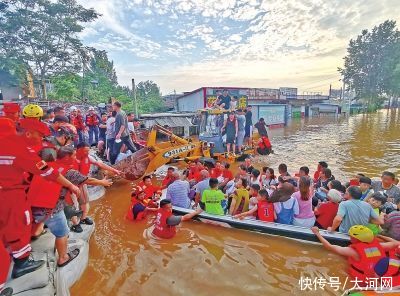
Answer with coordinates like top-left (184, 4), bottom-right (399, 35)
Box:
top-left (113, 148), bottom-right (151, 181)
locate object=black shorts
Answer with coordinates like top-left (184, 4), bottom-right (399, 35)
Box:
top-left (245, 125), bottom-right (251, 137)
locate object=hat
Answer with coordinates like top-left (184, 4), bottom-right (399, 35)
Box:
top-left (327, 189), bottom-right (342, 203)
top-left (70, 106), bottom-right (77, 111)
top-left (3, 102), bottom-right (20, 113)
top-left (19, 118), bottom-right (51, 136)
top-left (0, 117), bottom-right (16, 137)
top-left (88, 106), bottom-right (94, 111)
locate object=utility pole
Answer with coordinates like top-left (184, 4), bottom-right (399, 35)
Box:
top-left (132, 78), bottom-right (138, 117)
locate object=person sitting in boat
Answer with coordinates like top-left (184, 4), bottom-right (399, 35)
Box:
top-left (139, 175), bottom-right (161, 200)
top-left (162, 167), bottom-right (175, 189)
top-left (201, 178), bottom-right (226, 215)
top-left (194, 170), bottom-right (210, 209)
top-left (382, 198), bottom-right (400, 240)
top-left (313, 161), bottom-right (328, 183)
top-left (256, 135), bottom-right (272, 155)
top-left (166, 172), bottom-right (191, 209)
top-left (187, 161), bottom-right (201, 183)
top-left (261, 167), bottom-right (278, 189)
top-left (234, 189), bottom-right (274, 222)
top-left (278, 163), bottom-right (297, 187)
top-left (359, 176), bottom-right (374, 201)
top-left (292, 177), bottom-right (316, 228)
top-left (228, 178), bottom-right (250, 216)
top-left (313, 168), bottom-right (335, 205)
top-left (248, 184), bottom-right (261, 218)
top-left (244, 157), bottom-right (254, 174)
top-left (314, 189), bottom-right (342, 229)
top-left (126, 186), bottom-right (158, 221)
top-left (145, 189), bottom-right (162, 209)
top-left (328, 186), bottom-right (384, 234)
top-left (269, 183), bottom-right (298, 225)
top-left (249, 169), bottom-right (262, 187)
top-left (210, 161), bottom-right (223, 179)
top-left (312, 225), bottom-right (400, 288)
top-left (366, 192), bottom-right (387, 235)
top-left (152, 200), bottom-right (203, 239)
top-left (236, 164), bottom-right (250, 183)
top-left (219, 163), bottom-right (234, 191)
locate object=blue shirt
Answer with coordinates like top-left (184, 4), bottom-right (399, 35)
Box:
top-left (166, 180), bottom-right (191, 208)
top-left (337, 200), bottom-right (379, 233)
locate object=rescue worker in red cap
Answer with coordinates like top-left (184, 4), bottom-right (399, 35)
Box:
top-left (0, 117), bottom-right (80, 289)
top-left (2, 102), bottom-right (20, 123)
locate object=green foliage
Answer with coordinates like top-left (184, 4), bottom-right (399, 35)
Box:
top-left (339, 20), bottom-right (400, 105)
top-left (47, 73), bottom-right (81, 101)
top-left (136, 80), bottom-right (166, 113)
top-left (0, 0), bottom-right (99, 99)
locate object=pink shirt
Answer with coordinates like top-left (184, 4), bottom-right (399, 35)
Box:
top-left (292, 191), bottom-right (314, 219)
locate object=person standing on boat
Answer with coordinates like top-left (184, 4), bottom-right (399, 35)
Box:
top-left (236, 109), bottom-right (246, 154)
top-left (254, 118), bottom-right (269, 138)
top-left (244, 105), bottom-right (253, 146)
top-left (152, 200), bottom-right (202, 239)
top-left (221, 112), bottom-right (238, 155)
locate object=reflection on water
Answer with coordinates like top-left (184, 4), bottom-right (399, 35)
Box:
top-left (72, 110), bottom-right (400, 296)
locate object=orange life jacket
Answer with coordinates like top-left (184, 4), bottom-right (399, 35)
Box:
top-left (85, 114), bottom-right (99, 126)
top-left (152, 208), bottom-right (176, 239)
top-left (77, 153), bottom-right (91, 176)
top-left (28, 160), bottom-right (71, 209)
top-left (257, 200), bottom-right (274, 222)
top-left (126, 198), bottom-right (146, 221)
top-left (348, 239), bottom-right (400, 284)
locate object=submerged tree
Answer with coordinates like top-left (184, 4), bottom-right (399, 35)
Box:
top-left (0, 0), bottom-right (99, 99)
top-left (339, 20), bottom-right (400, 108)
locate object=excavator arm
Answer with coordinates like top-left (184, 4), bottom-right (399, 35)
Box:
top-left (113, 124), bottom-right (210, 181)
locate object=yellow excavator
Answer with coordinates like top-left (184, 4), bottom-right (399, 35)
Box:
top-left (113, 124), bottom-right (213, 181)
top-left (114, 109), bottom-right (258, 181)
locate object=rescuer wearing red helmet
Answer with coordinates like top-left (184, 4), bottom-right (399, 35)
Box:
top-left (2, 102), bottom-right (21, 123)
top-left (0, 118), bottom-right (80, 291)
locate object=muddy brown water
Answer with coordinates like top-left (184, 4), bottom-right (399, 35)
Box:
top-left (72, 110), bottom-right (400, 296)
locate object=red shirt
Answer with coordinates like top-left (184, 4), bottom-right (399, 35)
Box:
top-left (139, 181), bottom-right (160, 199)
top-left (222, 169), bottom-right (234, 181)
top-left (211, 168), bottom-right (223, 178)
top-left (315, 201), bottom-right (339, 229)
top-left (162, 176), bottom-right (172, 188)
top-left (188, 169), bottom-right (200, 182)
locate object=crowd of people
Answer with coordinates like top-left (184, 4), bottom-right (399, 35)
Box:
top-left (127, 157), bottom-right (400, 284)
top-left (0, 101), bottom-right (131, 296)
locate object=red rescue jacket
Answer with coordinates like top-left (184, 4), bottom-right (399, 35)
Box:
top-left (126, 198), bottom-right (146, 221)
top-left (76, 152), bottom-right (91, 176)
top-left (28, 160), bottom-right (72, 209)
top-left (258, 136), bottom-right (272, 150)
top-left (85, 114), bottom-right (100, 127)
top-left (152, 208), bottom-right (176, 239)
top-left (257, 200), bottom-right (274, 222)
top-left (70, 114), bottom-right (85, 131)
top-left (348, 239), bottom-right (400, 284)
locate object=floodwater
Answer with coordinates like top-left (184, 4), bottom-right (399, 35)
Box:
top-left (72, 109), bottom-right (400, 296)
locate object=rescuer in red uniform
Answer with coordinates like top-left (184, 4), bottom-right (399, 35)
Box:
top-left (2, 102), bottom-right (21, 123)
top-left (0, 117), bottom-right (80, 293)
top-left (152, 200), bottom-right (202, 239)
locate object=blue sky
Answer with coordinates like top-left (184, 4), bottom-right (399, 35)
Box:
top-left (78, 0), bottom-right (400, 95)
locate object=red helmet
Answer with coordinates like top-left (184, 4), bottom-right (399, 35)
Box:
top-left (19, 118), bottom-right (50, 136)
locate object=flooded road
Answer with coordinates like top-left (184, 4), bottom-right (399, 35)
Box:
top-left (72, 109), bottom-right (400, 296)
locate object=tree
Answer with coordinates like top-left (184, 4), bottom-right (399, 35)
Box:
top-left (0, 0), bottom-right (99, 99)
top-left (136, 80), bottom-right (165, 113)
top-left (47, 73), bottom-right (81, 101)
top-left (339, 20), bottom-right (400, 108)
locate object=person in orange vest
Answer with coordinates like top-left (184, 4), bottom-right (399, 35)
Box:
top-left (85, 106), bottom-right (100, 146)
top-left (152, 200), bottom-right (202, 239)
top-left (70, 142), bottom-right (121, 232)
top-left (2, 102), bottom-right (20, 123)
top-left (126, 186), bottom-right (158, 221)
top-left (69, 106), bottom-right (86, 143)
top-left (312, 225), bottom-right (400, 287)
top-left (0, 118), bottom-right (80, 291)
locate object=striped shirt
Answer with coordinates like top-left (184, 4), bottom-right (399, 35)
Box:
top-left (383, 211), bottom-right (400, 240)
top-left (166, 180), bottom-right (191, 209)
